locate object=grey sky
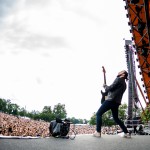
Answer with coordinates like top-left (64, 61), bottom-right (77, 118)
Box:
top-left (0, 0), bottom-right (140, 120)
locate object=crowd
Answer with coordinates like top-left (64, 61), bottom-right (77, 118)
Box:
top-left (0, 112), bottom-right (122, 137)
top-left (0, 112), bottom-right (49, 137)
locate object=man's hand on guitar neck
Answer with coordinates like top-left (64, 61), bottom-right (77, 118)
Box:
top-left (103, 83), bottom-right (107, 89)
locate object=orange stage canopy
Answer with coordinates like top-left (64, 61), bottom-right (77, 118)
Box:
top-left (124, 0), bottom-right (150, 104)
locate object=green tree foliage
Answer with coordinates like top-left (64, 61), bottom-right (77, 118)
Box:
top-left (0, 99), bottom-right (20, 116)
top-left (42, 106), bottom-right (52, 114)
top-left (10, 103), bottom-right (19, 116)
top-left (69, 117), bottom-right (87, 124)
top-left (0, 98), bottom-right (7, 113)
top-left (31, 110), bottom-right (41, 120)
top-left (141, 104), bottom-right (150, 123)
top-left (69, 117), bottom-right (80, 124)
top-left (53, 103), bottom-right (67, 119)
top-left (102, 110), bottom-right (115, 126)
top-left (89, 112), bottom-right (96, 125)
top-left (118, 103), bottom-right (127, 120)
top-left (6, 99), bottom-right (13, 114)
top-left (19, 107), bottom-right (27, 117)
top-left (40, 106), bottom-right (54, 122)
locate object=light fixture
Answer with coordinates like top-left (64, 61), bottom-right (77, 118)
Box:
top-left (135, 6), bottom-right (142, 13)
top-left (138, 21), bottom-right (145, 35)
top-left (124, 6), bottom-right (128, 10)
top-left (131, 0), bottom-right (139, 4)
top-left (142, 39), bottom-right (146, 45)
top-left (130, 29), bottom-right (132, 33)
top-left (148, 72), bottom-right (150, 77)
top-left (141, 48), bottom-right (148, 57)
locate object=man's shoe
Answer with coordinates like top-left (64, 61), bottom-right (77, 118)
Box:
top-left (93, 131), bottom-right (101, 137)
top-left (121, 133), bottom-right (131, 138)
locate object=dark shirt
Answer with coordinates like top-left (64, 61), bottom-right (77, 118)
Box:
top-left (105, 77), bottom-right (126, 104)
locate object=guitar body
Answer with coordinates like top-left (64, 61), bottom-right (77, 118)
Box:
top-left (101, 66), bottom-right (107, 104)
top-left (101, 90), bottom-right (108, 104)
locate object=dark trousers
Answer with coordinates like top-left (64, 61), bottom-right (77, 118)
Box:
top-left (96, 100), bottom-right (128, 133)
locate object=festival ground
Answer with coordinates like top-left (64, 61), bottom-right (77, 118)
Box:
top-left (0, 134), bottom-right (150, 150)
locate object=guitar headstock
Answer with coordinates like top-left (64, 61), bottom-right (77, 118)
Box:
top-left (102, 66), bottom-right (106, 74)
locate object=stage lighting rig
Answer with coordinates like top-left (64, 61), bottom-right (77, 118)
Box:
top-left (131, 0), bottom-right (139, 4)
top-left (138, 21), bottom-right (145, 35)
top-left (141, 48), bottom-right (148, 57)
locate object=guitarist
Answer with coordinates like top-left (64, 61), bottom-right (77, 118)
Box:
top-left (93, 70), bottom-right (131, 138)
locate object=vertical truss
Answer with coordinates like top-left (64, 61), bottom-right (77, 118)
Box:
top-left (125, 40), bottom-right (139, 119)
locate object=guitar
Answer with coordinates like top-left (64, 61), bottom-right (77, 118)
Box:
top-left (101, 66), bottom-right (108, 104)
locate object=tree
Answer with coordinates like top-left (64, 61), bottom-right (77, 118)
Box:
top-left (40, 106), bottom-right (54, 122)
top-left (141, 104), bottom-right (150, 123)
top-left (89, 113), bottom-right (96, 125)
top-left (69, 117), bottom-right (80, 124)
top-left (69, 117), bottom-right (86, 124)
top-left (0, 98), bottom-right (7, 112)
top-left (53, 103), bottom-right (67, 119)
top-left (19, 107), bottom-right (27, 117)
top-left (6, 99), bottom-right (13, 114)
top-left (118, 103), bottom-right (127, 120)
top-left (42, 106), bottom-right (52, 114)
top-left (11, 103), bottom-right (19, 116)
top-left (29, 110), bottom-right (40, 120)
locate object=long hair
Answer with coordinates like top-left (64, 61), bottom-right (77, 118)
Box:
top-left (117, 70), bottom-right (128, 81)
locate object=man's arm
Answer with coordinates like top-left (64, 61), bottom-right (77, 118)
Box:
top-left (104, 78), bottom-right (122, 92)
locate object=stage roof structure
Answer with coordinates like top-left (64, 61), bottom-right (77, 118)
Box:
top-left (124, 0), bottom-right (150, 105)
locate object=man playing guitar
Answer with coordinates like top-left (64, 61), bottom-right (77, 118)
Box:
top-left (93, 69), bottom-right (131, 138)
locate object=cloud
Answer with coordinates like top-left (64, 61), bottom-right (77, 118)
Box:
top-left (58, 0), bottom-right (106, 25)
top-left (0, 25), bottom-right (67, 54)
top-left (0, 0), bottom-right (16, 17)
top-left (18, 34), bottom-right (66, 50)
top-left (36, 77), bottom-right (42, 84)
top-left (4, 31), bottom-right (67, 51)
top-left (24, 0), bottom-right (51, 6)
top-left (0, 0), bottom-right (68, 54)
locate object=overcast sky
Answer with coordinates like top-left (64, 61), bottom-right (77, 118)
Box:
top-left (0, 0), bottom-right (142, 120)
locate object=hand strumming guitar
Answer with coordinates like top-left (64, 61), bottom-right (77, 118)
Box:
top-left (103, 83), bottom-right (107, 89)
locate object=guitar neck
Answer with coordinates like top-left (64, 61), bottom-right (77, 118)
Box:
top-left (104, 75), bottom-right (106, 84)
top-left (102, 66), bottom-right (106, 85)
